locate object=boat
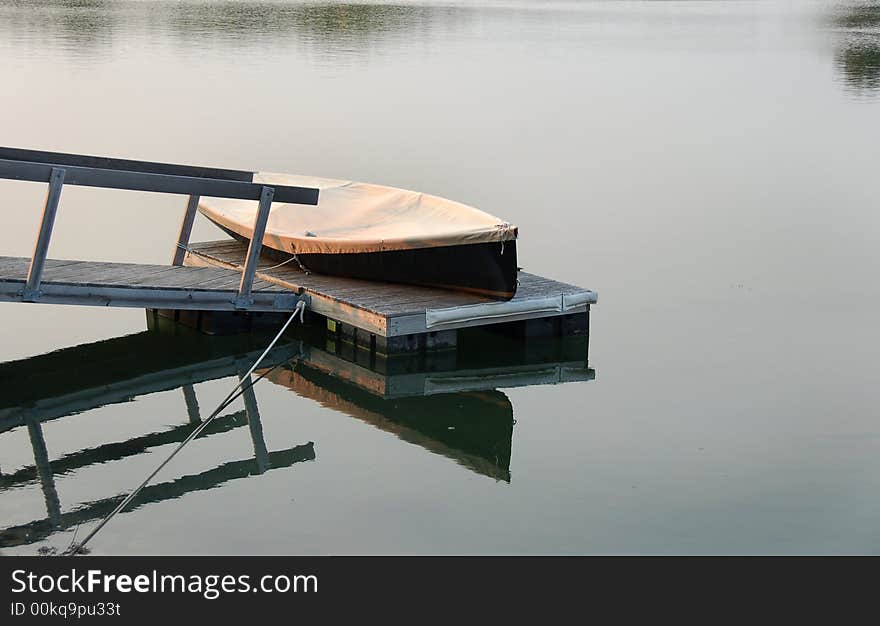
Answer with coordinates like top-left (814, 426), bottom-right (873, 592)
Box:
top-left (198, 173), bottom-right (519, 300)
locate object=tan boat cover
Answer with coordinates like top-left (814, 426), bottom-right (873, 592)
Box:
top-left (198, 172), bottom-right (518, 255)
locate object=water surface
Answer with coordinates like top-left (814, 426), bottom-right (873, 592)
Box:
top-left (0, 0), bottom-right (878, 554)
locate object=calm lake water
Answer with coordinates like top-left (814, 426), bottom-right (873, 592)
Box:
top-left (0, 0), bottom-right (878, 555)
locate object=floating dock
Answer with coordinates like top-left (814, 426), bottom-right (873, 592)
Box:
top-left (0, 146), bottom-right (597, 353)
top-left (182, 240), bottom-right (596, 354)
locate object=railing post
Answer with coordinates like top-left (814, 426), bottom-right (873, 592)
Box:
top-left (171, 194), bottom-right (200, 266)
top-left (23, 167), bottom-right (65, 301)
top-left (235, 185), bottom-right (274, 309)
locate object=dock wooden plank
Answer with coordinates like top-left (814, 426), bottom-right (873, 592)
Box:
top-left (44, 263), bottom-right (177, 286)
top-left (0, 259), bottom-right (286, 293)
top-left (0, 257), bottom-right (83, 278)
top-left (126, 266), bottom-right (229, 288)
top-left (39, 260), bottom-right (161, 282)
top-left (19, 260), bottom-right (94, 281)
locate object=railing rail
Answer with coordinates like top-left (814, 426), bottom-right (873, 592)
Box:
top-left (0, 147), bottom-right (319, 308)
top-left (0, 145), bottom-right (255, 181)
top-left (0, 157), bottom-right (317, 204)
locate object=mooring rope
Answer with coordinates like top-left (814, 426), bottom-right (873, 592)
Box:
top-left (67, 300), bottom-right (306, 555)
top-left (175, 241), bottom-right (310, 275)
top-left (262, 255), bottom-right (298, 271)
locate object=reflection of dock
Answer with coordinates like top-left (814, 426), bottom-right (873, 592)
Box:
top-left (312, 326), bottom-right (594, 399)
top-left (304, 335), bottom-right (593, 399)
top-left (265, 330), bottom-right (594, 482)
top-left (0, 314), bottom-right (593, 548)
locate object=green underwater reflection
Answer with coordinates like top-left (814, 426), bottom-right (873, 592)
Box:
top-left (0, 0), bottom-right (458, 60)
top-left (831, 2), bottom-right (880, 95)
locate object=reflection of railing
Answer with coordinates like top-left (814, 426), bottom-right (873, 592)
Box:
top-left (1, 374), bottom-right (314, 549)
top-left (1, 441), bottom-right (315, 549)
top-left (0, 322), bottom-right (312, 550)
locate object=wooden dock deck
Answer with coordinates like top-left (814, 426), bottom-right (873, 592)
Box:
top-left (185, 240), bottom-right (597, 350)
top-left (0, 255), bottom-right (301, 312)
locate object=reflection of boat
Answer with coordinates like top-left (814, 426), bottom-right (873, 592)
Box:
top-left (200, 173), bottom-right (519, 300)
top-left (271, 364), bottom-right (515, 482)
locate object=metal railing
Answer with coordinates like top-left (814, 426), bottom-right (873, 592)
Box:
top-left (0, 146), bottom-right (319, 308)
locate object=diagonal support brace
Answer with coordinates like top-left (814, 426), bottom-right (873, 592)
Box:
top-left (23, 167), bottom-right (66, 302)
top-left (171, 194), bottom-right (200, 266)
top-left (235, 185), bottom-right (274, 309)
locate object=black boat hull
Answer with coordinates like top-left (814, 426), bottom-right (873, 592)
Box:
top-left (217, 225), bottom-right (518, 300)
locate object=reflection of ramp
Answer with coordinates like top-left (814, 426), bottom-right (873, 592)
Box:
top-left (298, 326), bottom-right (594, 399)
top-left (0, 320), bottom-right (301, 432)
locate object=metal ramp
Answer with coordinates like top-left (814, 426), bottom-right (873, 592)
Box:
top-left (0, 146), bottom-right (318, 312)
top-left (0, 256), bottom-right (300, 312)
